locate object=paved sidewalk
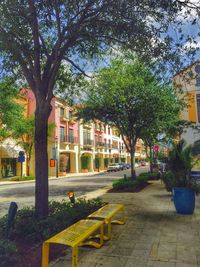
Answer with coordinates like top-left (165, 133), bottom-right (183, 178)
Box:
top-left (50, 180), bottom-right (200, 267)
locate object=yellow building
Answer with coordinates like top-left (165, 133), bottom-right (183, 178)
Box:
top-left (174, 61), bottom-right (200, 145)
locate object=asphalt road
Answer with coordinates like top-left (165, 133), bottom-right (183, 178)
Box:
top-left (0, 166), bottom-right (149, 217)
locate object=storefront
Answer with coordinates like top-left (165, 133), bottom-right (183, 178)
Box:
top-left (1, 158), bottom-right (16, 177)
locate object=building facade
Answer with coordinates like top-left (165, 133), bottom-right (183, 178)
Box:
top-left (174, 61), bottom-right (200, 146)
top-left (0, 89), bottom-right (147, 177)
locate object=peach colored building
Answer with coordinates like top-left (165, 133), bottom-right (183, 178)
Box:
top-left (0, 88), bottom-right (147, 178)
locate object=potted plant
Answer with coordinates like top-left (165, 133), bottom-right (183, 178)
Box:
top-left (164, 139), bottom-right (200, 214)
top-left (81, 155), bottom-right (90, 173)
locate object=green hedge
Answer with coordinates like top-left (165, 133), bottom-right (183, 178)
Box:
top-left (112, 173), bottom-right (149, 190)
top-left (95, 158), bottom-right (100, 169)
top-left (0, 198), bottom-right (103, 265)
top-left (81, 156), bottom-right (90, 169)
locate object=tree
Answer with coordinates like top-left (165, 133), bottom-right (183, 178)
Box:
top-left (0, 77), bottom-right (23, 141)
top-left (0, 1), bottom-right (198, 217)
top-left (77, 58), bottom-right (182, 179)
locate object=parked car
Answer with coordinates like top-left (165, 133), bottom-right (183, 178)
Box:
top-left (119, 163), bottom-right (127, 170)
top-left (107, 163), bottom-right (121, 172)
top-left (125, 163), bottom-right (131, 169)
top-left (141, 161), bottom-right (146, 166)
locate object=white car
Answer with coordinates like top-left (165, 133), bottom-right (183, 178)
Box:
top-left (107, 163), bottom-right (121, 172)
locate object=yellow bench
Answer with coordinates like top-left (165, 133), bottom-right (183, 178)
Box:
top-left (87, 204), bottom-right (125, 240)
top-left (42, 219), bottom-right (104, 267)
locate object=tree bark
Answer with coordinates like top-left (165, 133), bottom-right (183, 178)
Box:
top-left (130, 145), bottom-right (136, 179)
top-left (34, 98), bottom-right (51, 218)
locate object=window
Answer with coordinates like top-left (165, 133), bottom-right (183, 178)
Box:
top-left (108, 127), bottom-right (111, 135)
top-left (60, 107), bottom-right (65, 117)
top-left (69, 128), bottom-right (74, 143)
top-left (104, 125), bottom-right (106, 133)
top-left (196, 77), bottom-right (200, 86)
top-left (60, 127), bottom-right (65, 142)
top-left (83, 128), bottom-right (91, 144)
top-left (196, 94), bottom-right (200, 123)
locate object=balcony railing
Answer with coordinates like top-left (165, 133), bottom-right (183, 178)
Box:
top-left (104, 143), bottom-right (112, 149)
top-left (83, 139), bottom-right (94, 146)
top-left (60, 135), bottom-right (78, 144)
top-left (95, 141), bottom-right (104, 147)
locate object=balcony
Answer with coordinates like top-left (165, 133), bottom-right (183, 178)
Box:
top-left (104, 143), bottom-right (112, 149)
top-left (95, 141), bottom-right (104, 147)
top-left (83, 139), bottom-right (94, 146)
top-left (60, 135), bottom-right (78, 144)
top-left (60, 115), bottom-right (68, 122)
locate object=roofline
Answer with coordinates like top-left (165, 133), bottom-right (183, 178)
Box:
top-left (173, 60), bottom-right (200, 78)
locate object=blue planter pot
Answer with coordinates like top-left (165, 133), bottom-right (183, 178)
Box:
top-left (172, 187), bottom-right (195, 214)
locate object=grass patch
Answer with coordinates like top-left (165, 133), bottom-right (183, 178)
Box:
top-left (9, 176), bottom-right (35, 181)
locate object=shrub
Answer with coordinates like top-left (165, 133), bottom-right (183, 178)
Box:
top-left (112, 174), bottom-right (149, 191)
top-left (104, 158), bottom-right (109, 168)
top-left (81, 156), bottom-right (90, 169)
top-left (0, 240), bottom-right (19, 267)
top-left (161, 171), bottom-right (176, 192)
top-left (95, 158), bottom-right (100, 169)
top-left (112, 178), bottom-right (137, 190)
top-left (11, 198), bottom-right (103, 242)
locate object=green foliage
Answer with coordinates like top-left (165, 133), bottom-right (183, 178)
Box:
top-left (164, 139), bottom-right (200, 193)
top-left (140, 171), bottom-right (160, 180)
top-left (7, 198), bottom-right (103, 242)
top-left (78, 58), bottom-right (182, 179)
top-left (0, 240), bottom-right (19, 267)
top-left (161, 171), bottom-right (176, 192)
top-left (95, 158), bottom-right (100, 169)
top-left (0, 77), bottom-right (23, 140)
top-left (104, 158), bottom-right (109, 168)
top-left (10, 176), bottom-right (35, 181)
top-left (81, 156), bottom-right (90, 170)
top-left (112, 173), bottom-right (149, 191)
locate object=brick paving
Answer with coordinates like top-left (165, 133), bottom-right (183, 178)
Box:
top-left (51, 181), bottom-right (200, 267)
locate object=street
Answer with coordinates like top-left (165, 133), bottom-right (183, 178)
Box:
top-left (0, 166), bottom-right (148, 217)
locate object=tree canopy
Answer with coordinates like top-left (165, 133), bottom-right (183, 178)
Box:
top-left (77, 58), bottom-right (183, 178)
top-left (0, 0), bottom-right (198, 217)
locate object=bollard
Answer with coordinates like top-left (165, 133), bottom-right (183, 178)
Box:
top-left (6, 202), bottom-right (18, 238)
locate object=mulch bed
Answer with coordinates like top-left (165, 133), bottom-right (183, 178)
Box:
top-left (13, 239), bottom-right (67, 267)
top-left (107, 182), bottom-right (151, 193)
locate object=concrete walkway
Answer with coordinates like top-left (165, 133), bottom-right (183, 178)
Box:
top-left (51, 181), bottom-right (200, 267)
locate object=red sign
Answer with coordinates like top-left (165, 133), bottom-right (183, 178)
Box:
top-left (113, 154), bottom-right (119, 158)
top-left (50, 159), bottom-right (55, 167)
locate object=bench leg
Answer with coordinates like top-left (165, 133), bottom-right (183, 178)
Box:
top-left (42, 242), bottom-right (49, 267)
top-left (72, 246), bottom-right (78, 267)
top-left (79, 224), bottom-right (104, 248)
top-left (111, 207), bottom-right (125, 225)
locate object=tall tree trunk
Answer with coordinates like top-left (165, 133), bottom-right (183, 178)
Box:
top-left (149, 144), bottom-right (153, 173)
top-left (35, 99), bottom-right (51, 218)
top-left (130, 145), bottom-right (136, 179)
